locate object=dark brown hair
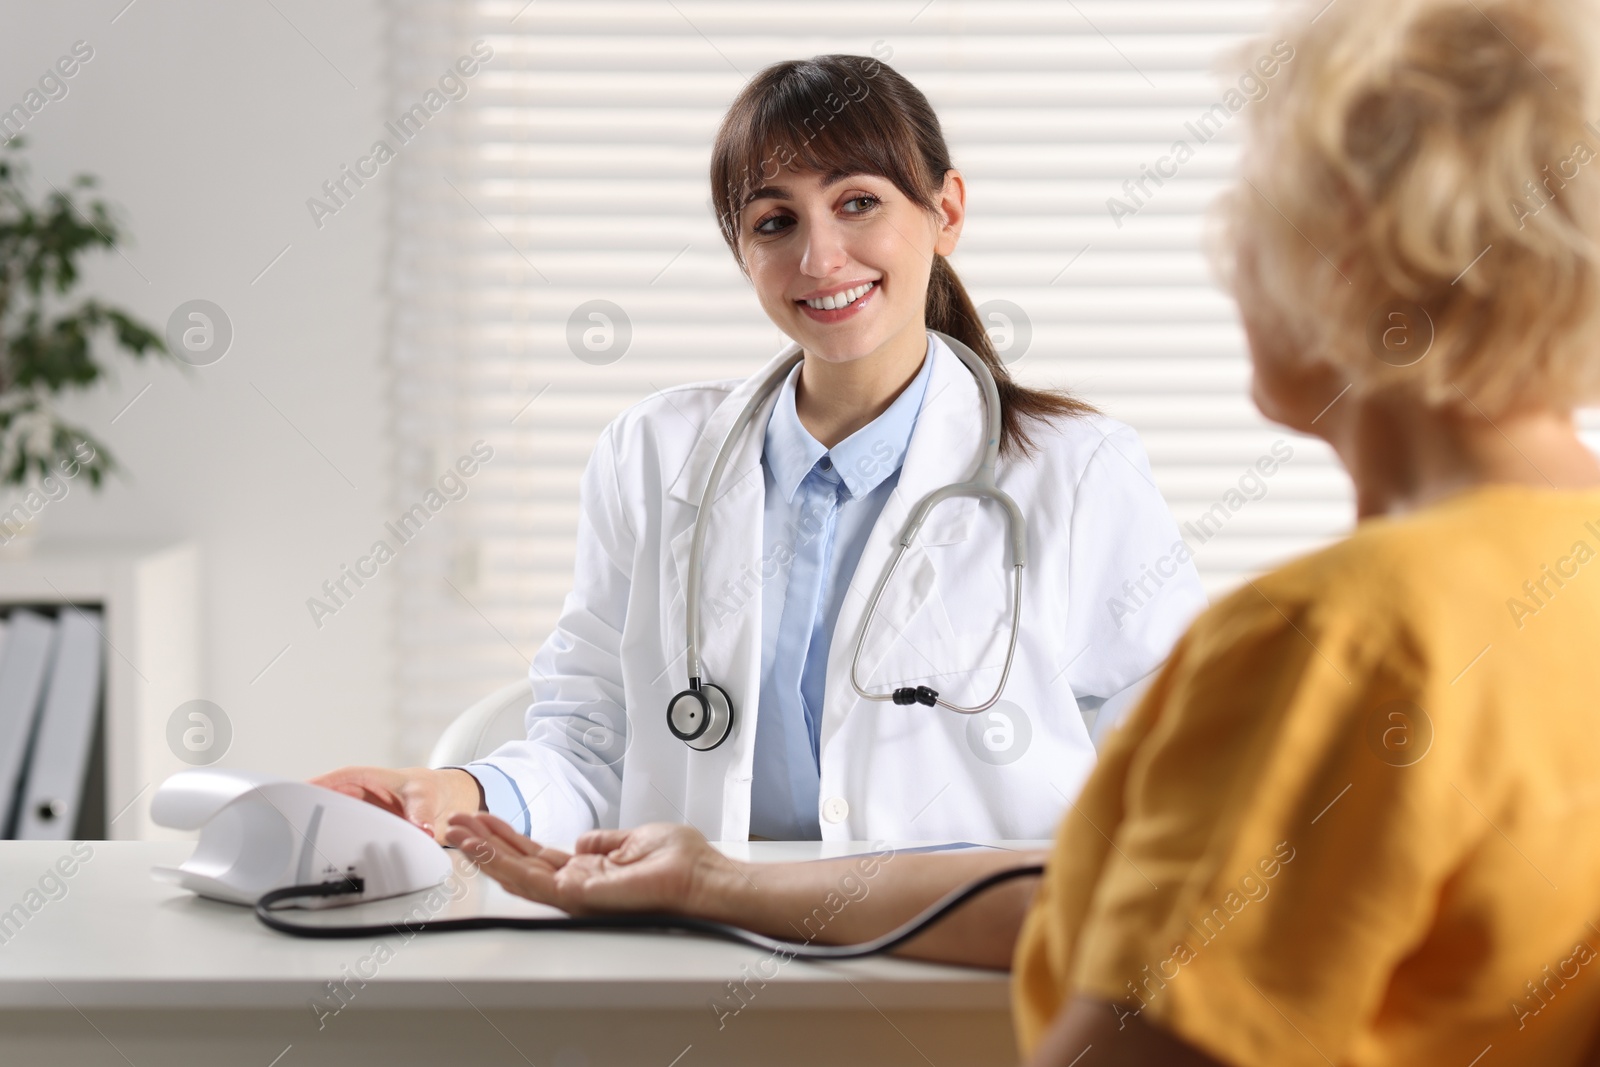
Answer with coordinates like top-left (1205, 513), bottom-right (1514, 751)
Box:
top-left (709, 53), bottom-right (1094, 457)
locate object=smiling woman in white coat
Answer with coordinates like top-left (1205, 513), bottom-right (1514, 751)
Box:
top-left (314, 54), bottom-right (1207, 844)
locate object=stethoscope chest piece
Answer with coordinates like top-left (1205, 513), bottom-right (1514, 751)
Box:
top-left (667, 682), bottom-right (733, 751)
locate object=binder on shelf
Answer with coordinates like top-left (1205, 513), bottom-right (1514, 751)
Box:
top-left (0, 610), bottom-right (58, 836)
top-left (0, 618), bottom-right (12, 693)
top-left (16, 609), bottom-right (104, 840)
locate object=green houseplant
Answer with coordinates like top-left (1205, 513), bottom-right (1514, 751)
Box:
top-left (0, 140), bottom-right (168, 541)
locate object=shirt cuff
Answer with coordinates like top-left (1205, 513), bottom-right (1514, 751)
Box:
top-left (451, 763), bottom-right (530, 836)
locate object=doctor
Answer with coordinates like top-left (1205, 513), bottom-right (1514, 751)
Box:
top-left (315, 54), bottom-right (1206, 844)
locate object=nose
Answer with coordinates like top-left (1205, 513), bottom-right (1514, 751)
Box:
top-left (798, 215), bottom-right (849, 280)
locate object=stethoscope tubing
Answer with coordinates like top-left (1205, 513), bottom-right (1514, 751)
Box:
top-left (684, 351), bottom-right (803, 686)
top-left (675, 330), bottom-right (1027, 736)
top-left (256, 862), bottom-right (1047, 959)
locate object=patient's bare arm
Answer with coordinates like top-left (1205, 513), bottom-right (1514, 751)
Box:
top-left (444, 814), bottom-right (1044, 970)
top-left (723, 843), bottom-right (1047, 970)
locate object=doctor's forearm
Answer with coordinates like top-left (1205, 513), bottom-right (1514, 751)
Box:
top-left (714, 850), bottom-right (1047, 970)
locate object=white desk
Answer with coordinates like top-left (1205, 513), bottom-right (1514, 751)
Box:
top-left (0, 840), bottom-right (1042, 1066)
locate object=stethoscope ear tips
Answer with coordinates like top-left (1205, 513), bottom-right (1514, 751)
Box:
top-left (891, 686), bottom-right (940, 707)
top-left (667, 683), bottom-right (733, 751)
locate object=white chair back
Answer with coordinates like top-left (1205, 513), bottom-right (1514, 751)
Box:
top-left (426, 680), bottom-right (530, 768)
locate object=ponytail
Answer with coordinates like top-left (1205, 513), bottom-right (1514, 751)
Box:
top-left (926, 253), bottom-right (1097, 458)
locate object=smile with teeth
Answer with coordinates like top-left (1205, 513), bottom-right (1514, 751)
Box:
top-left (802, 281), bottom-right (876, 311)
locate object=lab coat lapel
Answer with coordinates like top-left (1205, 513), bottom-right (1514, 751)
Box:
top-left (666, 341), bottom-right (802, 509)
top-left (664, 343), bottom-right (795, 781)
top-left (821, 335), bottom-right (984, 744)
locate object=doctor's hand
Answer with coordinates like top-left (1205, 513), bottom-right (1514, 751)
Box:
top-left (309, 765), bottom-right (484, 845)
top-left (445, 813), bottom-right (741, 920)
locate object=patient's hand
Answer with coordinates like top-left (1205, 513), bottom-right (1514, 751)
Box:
top-left (445, 813), bottom-right (744, 919)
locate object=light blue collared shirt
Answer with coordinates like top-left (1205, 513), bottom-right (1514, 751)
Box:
top-left (747, 336), bottom-right (934, 840)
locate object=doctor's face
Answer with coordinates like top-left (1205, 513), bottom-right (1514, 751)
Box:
top-left (735, 166), bottom-right (964, 364)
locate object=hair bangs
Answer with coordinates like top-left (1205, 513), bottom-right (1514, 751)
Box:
top-left (711, 56), bottom-right (935, 259)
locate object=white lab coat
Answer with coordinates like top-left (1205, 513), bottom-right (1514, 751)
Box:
top-left (473, 333), bottom-right (1207, 843)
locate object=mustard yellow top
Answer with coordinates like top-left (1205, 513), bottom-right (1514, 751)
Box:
top-left (1012, 484), bottom-right (1600, 1066)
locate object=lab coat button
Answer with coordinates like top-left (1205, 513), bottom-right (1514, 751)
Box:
top-left (821, 796), bottom-right (849, 824)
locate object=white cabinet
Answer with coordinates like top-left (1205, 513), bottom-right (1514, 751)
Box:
top-left (0, 542), bottom-right (199, 840)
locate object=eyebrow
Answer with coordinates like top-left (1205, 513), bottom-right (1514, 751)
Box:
top-left (740, 170), bottom-right (863, 210)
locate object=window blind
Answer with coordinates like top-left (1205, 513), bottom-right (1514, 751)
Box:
top-left (384, 1), bottom-right (1530, 761)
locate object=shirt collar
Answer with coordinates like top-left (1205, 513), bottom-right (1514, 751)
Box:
top-left (763, 332), bottom-right (937, 503)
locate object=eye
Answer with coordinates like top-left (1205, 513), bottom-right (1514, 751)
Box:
top-left (752, 211), bottom-right (794, 236)
top-left (842, 194), bottom-right (881, 214)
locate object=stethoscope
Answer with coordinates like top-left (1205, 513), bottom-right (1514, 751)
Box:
top-left (665, 330), bottom-right (1028, 752)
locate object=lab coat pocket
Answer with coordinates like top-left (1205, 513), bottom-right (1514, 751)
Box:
top-left (930, 540), bottom-right (1015, 662)
top-left (857, 551), bottom-right (1013, 709)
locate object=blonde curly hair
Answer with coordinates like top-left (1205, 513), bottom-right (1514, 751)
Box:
top-left (1213, 0), bottom-right (1600, 416)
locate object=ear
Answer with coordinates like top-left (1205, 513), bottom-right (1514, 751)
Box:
top-left (933, 169), bottom-right (967, 257)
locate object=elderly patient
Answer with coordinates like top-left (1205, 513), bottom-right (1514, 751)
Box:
top-left (446, 0), bottom-right (1600, 1063)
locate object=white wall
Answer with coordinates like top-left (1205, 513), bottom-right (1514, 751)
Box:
top-left (0, 0), bottom-right (398, 799)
